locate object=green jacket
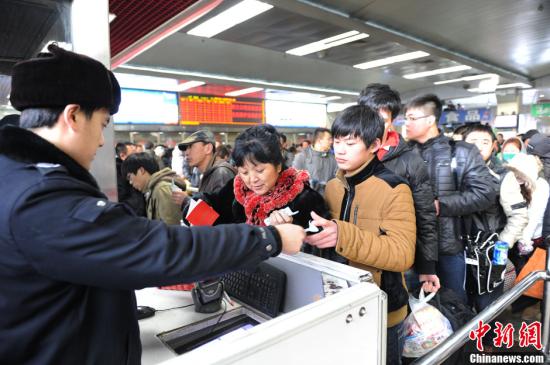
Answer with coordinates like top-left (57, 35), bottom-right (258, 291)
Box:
top-left (145, 168), bottom-right (182, 225)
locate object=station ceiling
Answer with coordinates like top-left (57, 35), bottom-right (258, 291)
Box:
top-left (0, 0), bottom-right (549, 107)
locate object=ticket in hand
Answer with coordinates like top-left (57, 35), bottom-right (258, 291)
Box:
top-left (305, 220), bottom-right (324, 235)
top-left (263, 207), bottom-right (299, 226)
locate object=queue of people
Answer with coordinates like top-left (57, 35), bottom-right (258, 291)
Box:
top-left (1, 45), bottom-right (550, 365)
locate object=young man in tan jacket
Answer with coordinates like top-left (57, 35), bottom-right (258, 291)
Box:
top-left (305, 104), bottom-right (416, 365)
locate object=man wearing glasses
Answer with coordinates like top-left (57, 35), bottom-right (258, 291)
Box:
top-left (405, 94), bottom-right (496, 305)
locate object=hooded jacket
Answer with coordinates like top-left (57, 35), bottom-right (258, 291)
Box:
top-left (506, 153), bottom-right (550, 243)
top-left (0, 126), bottom-right (283, 365)
top-left (144, 167), bottom-right (184, 225)
top-left (324, 157), bottom-right (416, 327)
top-left (380, 132), bottom-right (438, 274)
top-left (410, 133), bottom-right (497, 255)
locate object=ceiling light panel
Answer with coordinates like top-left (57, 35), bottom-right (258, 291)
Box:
top-left (225, 87), bottom-right (264, 97)
top-left (433, 73), bottom-right (498, 85)
top-left (286, 31), bottom-right (369, 57)
top-left (496, 83), bottom-right (532, 89)
top-left (353, 51), bottom-right (429, 70)
top-left (187, 0), bottom-right (273, 38)
top-left (176, 80), bottom-right (205, 91)
top-left (403, 65), bottom-right (472, 79)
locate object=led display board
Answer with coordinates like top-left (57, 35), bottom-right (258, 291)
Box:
top-left (179, 95), bottom-right (264, 125)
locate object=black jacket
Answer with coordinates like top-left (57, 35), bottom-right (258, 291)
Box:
top-left (0, 126), bottom-right (282, 365)
top-left (411, 133), bottom-right (497, 255)
top-left (381, 135), bottom-right (438, 274)
top-left (200, 176), bottom-right (346, 263)
top-left (198, 157), bottom-right (236, 194)
top-left (116, 157), bottom-right (146, 216)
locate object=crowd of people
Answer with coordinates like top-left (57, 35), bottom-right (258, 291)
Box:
top-left (113, 84), bottom-right (550, 364)
top-left (1, 45), bottom-right (550, 364)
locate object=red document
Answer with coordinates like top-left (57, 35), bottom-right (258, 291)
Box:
top-left (186, 199), bottom-right (219, 226)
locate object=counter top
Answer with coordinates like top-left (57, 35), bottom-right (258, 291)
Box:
top-left (136, 287), bottom-right (237, 365)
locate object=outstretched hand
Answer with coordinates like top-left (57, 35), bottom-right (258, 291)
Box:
top-left (303, 211), bottom-right (338, 249)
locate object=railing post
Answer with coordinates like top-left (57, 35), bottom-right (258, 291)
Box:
top-left (542, 235), bottom-right (550, 361)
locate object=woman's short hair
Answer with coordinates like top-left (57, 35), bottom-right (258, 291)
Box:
top-left (232, 125), bottom-right (284, 168)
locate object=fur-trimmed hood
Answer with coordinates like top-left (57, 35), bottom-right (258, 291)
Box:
top-left (0, 125), bottom-right (99, 188)
top-left (505, 153), bottom-right (542, 192)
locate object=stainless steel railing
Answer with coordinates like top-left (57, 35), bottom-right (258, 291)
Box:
top-left (413, 239), bottom-right (550, 365)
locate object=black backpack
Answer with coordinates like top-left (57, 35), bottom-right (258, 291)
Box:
top-left (406, 287), bottom-right (475, 365)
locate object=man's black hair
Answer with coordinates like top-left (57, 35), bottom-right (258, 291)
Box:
top-left (463, 123), bottom-right (497, 142)
top-left (358, 83), bottom-right (402, 120)
top-left (232, 124), bottom-right (284, 168)
top-left (279, 133), bottom-right (287, 144)
top-left (331, 105), bottom-right (384, 148)
top-left (405, 94), bottom-right (443, 122)
top-left (453, 124), bottom-right (472, 139)
top-left (216, 145), bottom-right (231, 160)
top-left (19, 106), bottom-right (98, 129)
top-left (121, 152), bottom-right (160, 177)
top-left (115, 142), bottom-right (128, 159)
top-left (313, 128), bottom-right (331, 145)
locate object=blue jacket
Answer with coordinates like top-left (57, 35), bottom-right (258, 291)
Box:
top-left (0, 126), bottom-right (281, 365)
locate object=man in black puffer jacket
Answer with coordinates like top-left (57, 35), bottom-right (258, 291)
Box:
top-left (358, 84), bottom-right (440, 293)
top-left (405, 94), bottom-right (496, 305)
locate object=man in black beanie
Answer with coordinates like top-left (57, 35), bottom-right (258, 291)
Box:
top-left (0, 44), bottom-right (304, 365)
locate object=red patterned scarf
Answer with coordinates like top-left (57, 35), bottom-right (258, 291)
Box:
top-left (234, 167), bottom-right (310, 226)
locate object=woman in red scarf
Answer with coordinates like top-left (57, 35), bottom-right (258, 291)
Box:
top-left (197, 125), bottom-right (342, 262)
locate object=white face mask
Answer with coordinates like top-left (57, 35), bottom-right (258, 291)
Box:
top-left (154, 146), bottom-right (165, 157)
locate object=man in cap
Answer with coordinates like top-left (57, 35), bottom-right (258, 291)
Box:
top-left (0, 44), bottom-right (304, 364)
top-left (179, 130), bottom-right (236, 194)
top-left (521, 129), bottom-right (540, 149)
top-left (526, 133), bottom-right (550, 238)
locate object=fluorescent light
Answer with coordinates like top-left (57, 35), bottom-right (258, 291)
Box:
top-left (496, 83), bottom-right (532, 89)
top-left (225, 87), bottom-right (263, 97)
top-left (118, 64), bottom-right (360, 96)
top-left (187, 0), bottom-right (273, 38)
top-left (176, 80), bottom-right (205, 91)
top-left (322, 96), bottom-right (342, 102)
top-left (286, 31), bottom-right (369, 56)
top-left (403, 65), bottom-right (472, 79)
top-left (433, 73), bottom-right (498, 85)
top-left (353, 51), bottom-right (429, 70)
top-left (468, 82), bottom-right (532, 93)
top-left (327, 102), bottom-right (356, 113)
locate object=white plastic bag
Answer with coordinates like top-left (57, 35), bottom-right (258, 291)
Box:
top-left (402, 289), bottom-right (454, 358)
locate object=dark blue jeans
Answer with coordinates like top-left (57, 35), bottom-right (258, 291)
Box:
top-left (437, 253), bottom-right (468, 305)
top-left (387, 321), bottom-right (405, 365)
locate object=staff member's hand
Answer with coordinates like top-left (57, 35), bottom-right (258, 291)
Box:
top-left (268, 209), bottom-right (293, 225)
top-left (304, 212), bottom-right (338, 249)
top-left (419, 274), bottom-right (441, 293)
top-left (274, 224), bottom-right (306, 254)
